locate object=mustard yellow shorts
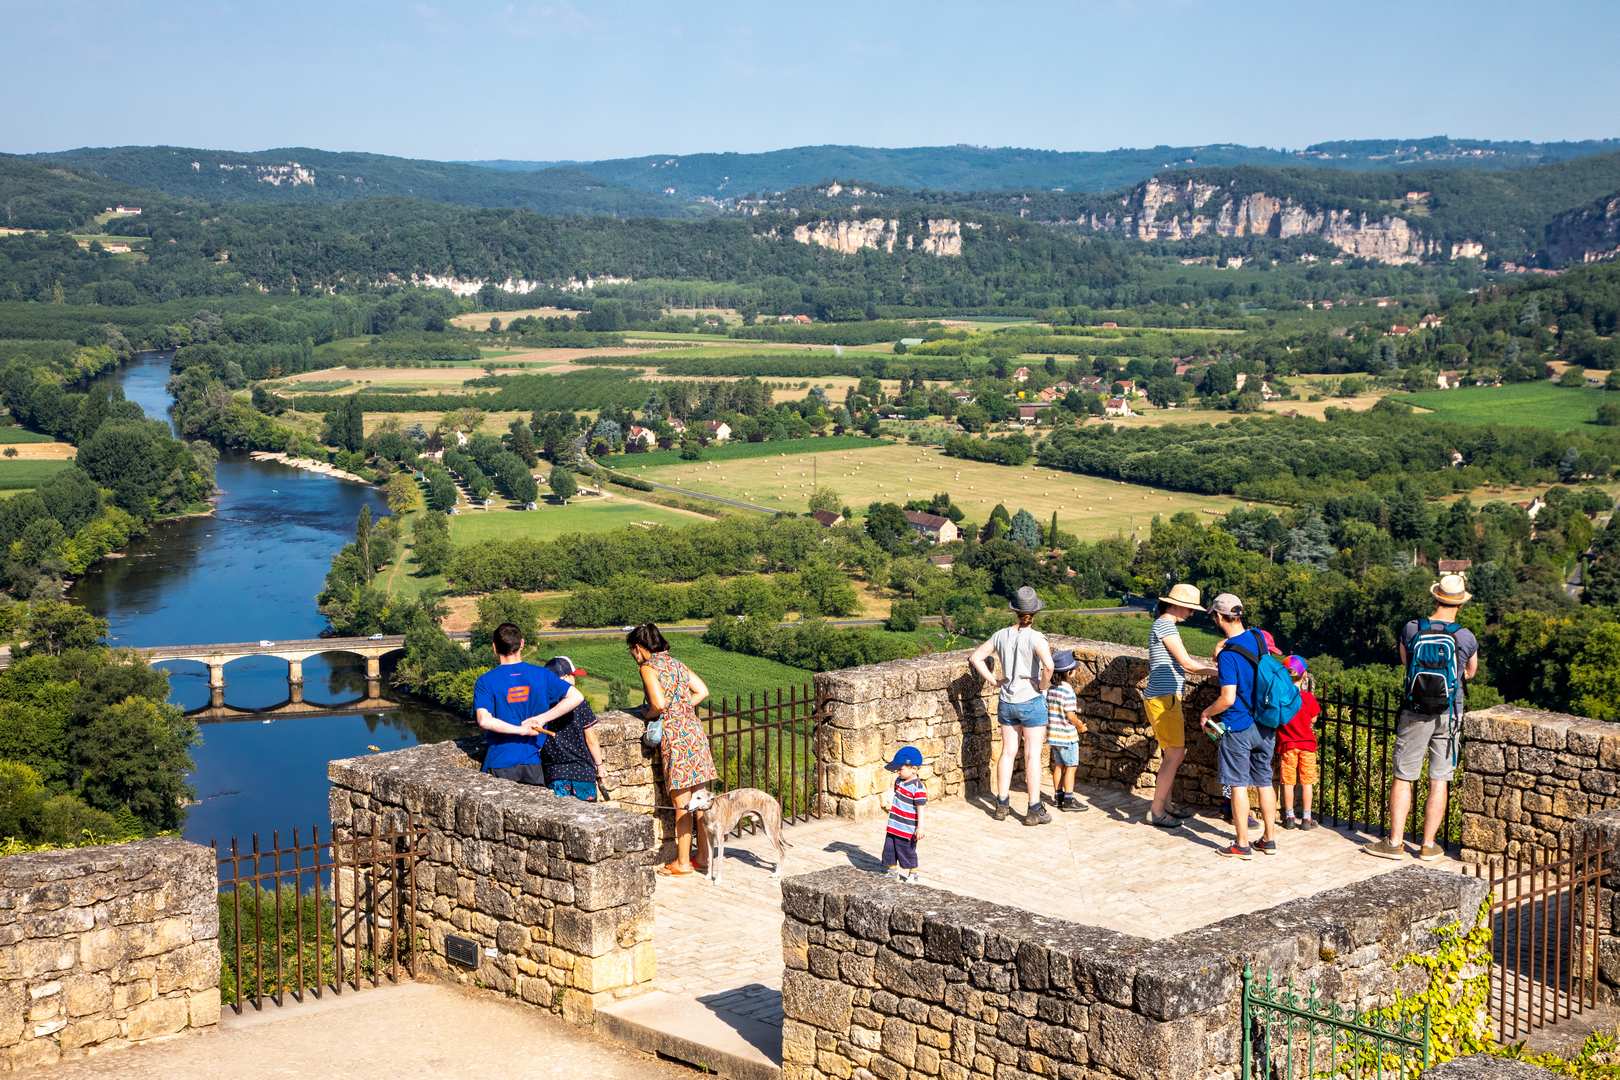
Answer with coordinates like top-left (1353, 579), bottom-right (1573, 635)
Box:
top-left (1143, 694), bottom-right (1184, 750)
top-left (1280, 748), bottom-right (1319, 786)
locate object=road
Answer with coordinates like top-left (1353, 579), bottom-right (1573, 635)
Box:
top-left (612, 476), bottom-right (778, 515)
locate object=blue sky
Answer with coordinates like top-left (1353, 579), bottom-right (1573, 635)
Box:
top-left (2, 0), bottom-right (1617, 160)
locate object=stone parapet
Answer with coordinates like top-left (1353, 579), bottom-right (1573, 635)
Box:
top-left (1458, 705), bottom-right (1620, 863)
top-left (0, 837), bottom-right (219, 1072)
top-left (814, 637), bottom-right (1222, 819)
top-left (1422, 1056), bottom-right (1557, 1078)
top-left (780, 864), bottom-right (1486, 1080)
top-left (328, 738), bottom-right (657, 1024)
top-left (1569, 809), bottom-right (1620, 1000)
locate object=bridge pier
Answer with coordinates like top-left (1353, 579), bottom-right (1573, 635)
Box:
top-left (287, 658), bottom-right (304, 704)
top-left (208, 662), bottom-right (225, 708)
top-left (365, 655), bottom-right (381, 680)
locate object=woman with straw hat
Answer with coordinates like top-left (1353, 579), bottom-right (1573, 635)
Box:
top-left (1144, 584), bottom-right (1218, 829)
top-left (970, 586), bottom-right (1056, 826)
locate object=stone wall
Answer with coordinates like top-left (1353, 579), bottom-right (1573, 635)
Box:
top-left (1570, 809), bottom-right (1620, 1001)
top-left (1458, 705), bottom-right (1620, 863)
top-left (328, 738), bottom-right (656, 1024)
top-left (1422, 1057), bottom-right (1557, 1079)
top-left (0, 838), bottom-right (219, 1071)
top-left (780, 864), bottom-right (1487, 1080)
top-left (815, 638), bottom-right (1223, 820)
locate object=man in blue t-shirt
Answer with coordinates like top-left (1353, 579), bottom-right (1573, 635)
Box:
top-left (1198, 592), bottom-right (1279, 860)
top-left (473, 622), bottom-right (583, 785)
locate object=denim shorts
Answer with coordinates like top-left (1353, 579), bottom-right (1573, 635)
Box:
top-left (1050, 742), bottom-right (1079, 767)
top-left (1216, 723), bottom-right (1276, 789)
top-left (551, 779), bottom-right (599, 801)
top-left (998, 696), bottom-right (1048, 728)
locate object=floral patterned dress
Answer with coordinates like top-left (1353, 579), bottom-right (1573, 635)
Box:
top-left (648, 651), bottom-right (717, 792)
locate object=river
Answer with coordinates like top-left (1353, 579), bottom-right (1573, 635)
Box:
top-left (69, 353), bottom-right (465, 846)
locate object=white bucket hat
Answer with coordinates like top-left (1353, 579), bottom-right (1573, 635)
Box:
top-left (1162, 583), bottom-right (1204, 612)
top-left (1431, 574), bottom-right (1472, 605)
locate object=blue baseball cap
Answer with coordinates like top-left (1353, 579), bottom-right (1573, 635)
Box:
top-left (885, 746), bottom-right (923, 771)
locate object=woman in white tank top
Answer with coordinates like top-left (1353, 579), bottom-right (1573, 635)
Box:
top-left (969, 586), bottom-right (1055, 826)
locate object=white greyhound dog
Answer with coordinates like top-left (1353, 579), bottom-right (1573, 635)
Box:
top-left (686, 787), bottom-right (790, 884)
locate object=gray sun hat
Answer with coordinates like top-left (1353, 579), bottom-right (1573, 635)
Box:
top-left (1008, 586), bottom-right (1044, 614)
top-left (1052, 649), bottom-right (1078, 673)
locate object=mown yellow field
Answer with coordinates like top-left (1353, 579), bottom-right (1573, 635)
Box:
top-left (624, 443), bottom-right (1256, 538)
top-left (449, 306), bottom-right (576, 328)
top-left (0, 442), bottom-right (77, 460)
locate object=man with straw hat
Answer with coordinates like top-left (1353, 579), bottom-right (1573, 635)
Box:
top-left (971, 586), bottom-right (1056, 826)
top-left (1364, 572), bottom-right (1479, 863)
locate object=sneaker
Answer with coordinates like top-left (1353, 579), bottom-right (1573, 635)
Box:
top-left (1253, 838), bottom-right (1278, 855)
top-left (1417, 843), bottom-right (1445, 862)
top-left (1023, 802), bottom-right (1052, 826)
top-left (992, 800), bottom-right (1010, 822)
top-left (1281, 817), bottom-right (1298, 830)
top-left (1362, 838), bottom-right (1407, 861)
top-left (1299, 818), bottom-right (1319, 831)
top-left (1146, 811), bottom-right (1184, 830)
top-left (1168, 803), bottom-right (1196, 819)
top-left (903, 871), bottom-right (922, 884)
top-left (1218, 843), bottom-right (1253, 860)
top-left (1059, 794), bottom-right (1087, 813)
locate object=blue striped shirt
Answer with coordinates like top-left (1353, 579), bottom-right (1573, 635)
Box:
top-left (1146, 615), bottom-right (1185, 699)
top-left (885, 778), bottom-right (927, 840)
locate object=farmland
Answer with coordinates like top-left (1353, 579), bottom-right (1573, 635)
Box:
top-left (0, 459), bottom-right (74, 490)
top-left (446, 497), bottom-right (707, 545)
top-left (614, 442), bottom-right (1254, 536)
top-left (550, 636), bottom-right (813, 710)
top-left (604, 434), bottom-right (887, 469)
top-left (1391, 382), bottom-right (1609, 431)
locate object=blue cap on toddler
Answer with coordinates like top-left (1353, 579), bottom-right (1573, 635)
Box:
top-left (885, 746), bottom-right (923, 771)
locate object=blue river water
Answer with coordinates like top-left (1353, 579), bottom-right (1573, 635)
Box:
top-left (67, 353), bottom-right (465, 846)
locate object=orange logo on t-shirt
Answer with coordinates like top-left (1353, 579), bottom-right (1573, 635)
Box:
top-left (506, 685), bottom-right (530, 704)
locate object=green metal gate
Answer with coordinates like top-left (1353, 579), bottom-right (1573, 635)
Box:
top-left (1241, 966), bottom-right (1432, 1079)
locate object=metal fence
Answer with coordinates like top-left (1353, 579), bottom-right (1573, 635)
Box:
top-left (214, 819), bottom-right (423, 1012)
top-left (1467, 836), bottom-right (1609, 1043)
top-left (1315, 689), bottom-right (1462, 851)
top-left (702, 683), bottom-right (823, 824)
top-left (1241, 966), bottom-right (1432, 1080)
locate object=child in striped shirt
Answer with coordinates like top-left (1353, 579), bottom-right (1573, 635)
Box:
top-left (879, 745), bottom-right (926, 882)
top-left (1047, 650), bottom-right (1087, 813)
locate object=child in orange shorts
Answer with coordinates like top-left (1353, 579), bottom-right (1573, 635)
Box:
top-left (1277, 656), bottom-right (1320, 829)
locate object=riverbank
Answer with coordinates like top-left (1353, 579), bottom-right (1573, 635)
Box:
top-left (249, 451), bottom-right (372, 485)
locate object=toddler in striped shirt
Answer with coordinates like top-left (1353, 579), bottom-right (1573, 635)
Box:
top-left (1047, 650), bottom-right (1087, 813)
top-left (879, 745), bottom-right (926, 882)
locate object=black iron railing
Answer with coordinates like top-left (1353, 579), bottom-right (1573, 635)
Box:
top-left (1315, 689), bottom-right (1462, 851)
top-left (214, 820), bottom-right (422, 1012)
top-left (701, 683), bottom-right (822, 824)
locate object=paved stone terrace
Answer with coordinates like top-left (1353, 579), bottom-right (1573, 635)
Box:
top-left (618, 783), bottom-right (1455, 1074)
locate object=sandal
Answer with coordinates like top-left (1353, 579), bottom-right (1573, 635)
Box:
top-left (656, 863), bottom-right (694, 877)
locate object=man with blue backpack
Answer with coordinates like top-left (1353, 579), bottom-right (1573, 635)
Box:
top-left (1198, 593), bottom-right (1300, 860)
top-left (1364, 574), bottom-right (1479, 863)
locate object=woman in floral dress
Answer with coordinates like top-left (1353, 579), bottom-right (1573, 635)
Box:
top-left (628, 623), bottom-right (717, 876)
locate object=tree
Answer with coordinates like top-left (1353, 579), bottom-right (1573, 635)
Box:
top-left (864, 502), bottom-right (913, 554)
top-left (385, 473), bottom-right (419, 516)
top-left (355, 506), bottom-right (375, 578)
top-left (808, 487), bottom-right (843, 515)
top-left (412, 511), bottom-right (452, 575)
top-left (1009, 509), bottom-right (1041, 550)
top-left (471, 590), bottom-right (540, 653)
top-left (17, 602), bottom-right (106, 656)
top-left (1599, 403), bottom-right (1620, 427)
top-left (505, 419), bottom-right (539, 467)
top-left (1047, 511), bottom-right (1060, 548)
top-left (550, 467), bottom-right (578, 504)
top-left (75, 696), bottom-right (196, 832)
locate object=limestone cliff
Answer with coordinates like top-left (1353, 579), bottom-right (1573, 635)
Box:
top-left (787, 217), bottom-right (970, 257)
top-left (1544, 193), bottom-right (1620, 266)
top-left (1074, 177), bottom-right (1482, 266)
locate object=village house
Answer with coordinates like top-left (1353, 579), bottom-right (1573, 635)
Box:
top-left (110, 205), bottom-right (142, 215)
top-left (809, 510), bottom-right (844, 528)
top-left (1419, 313), bottom-right (1445, 328)
top-left (1011, 366), bottom-right (1032, 383)
top-left (1437, 558), bottom-right (1473, 575)
top-left (625, 424), bottom-right (657, 449)
top-left (898, 337), bottom-right (924, 347)
top-left (1436, 370), bottom-right (1465, 390)
top-left (1104, 397), bottom-right (1134, 418)
top-left (903, 510), bottom-right (960, 545)
top-left (702, 420), bottom-right (732, 443)
top-left (1259, 382), bottom-right (1280, 401)
top-left (1100, 320), bottom-right (1119, 329)
top-left (1077, 375), bottom-right (1106, 393)
top-left (950, 391), bottom-right (975, 404)
top-left (1115, 378), bottom-right (1137, 397)
top-left (1388, 324), bottom-right (1412, 337)
top-left (928, 552), bottom-right (955, 571)
top-left (1448, 449), bottom-right (1465, 467)
top-left (1016, 403), bottom-right (1051, 423)
top-left (667, 418), bottom-right (687, 435)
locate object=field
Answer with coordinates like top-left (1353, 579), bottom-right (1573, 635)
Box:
top-left (0, 459), bottom-right (73, 490)
top-left (605, 435), bottom-right (887, 470)
top-left (449, 306), bottom-right (577, 328)
top-left (0, 427), bottom-right (55, 444)
top-left (615, 443), bottom-right (1255, 536)
top-left (446, 497), bottom-right (707, 545)
top-left (549, 637), bottom-right (813, 710)
top-left (1391, 382), bottom-right (1608, 431)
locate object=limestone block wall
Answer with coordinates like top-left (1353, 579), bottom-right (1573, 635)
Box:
top-left (328, 738), bottom-right (656, 1024)
top-left (1458, 705), bottom-right (1620, 863)
top-left (0, 838), bottom-right (219, 1072)
top-left (814, 638), bottom-right (1222, 819)
top-left (780, 864), bottom-right (1487, 1080)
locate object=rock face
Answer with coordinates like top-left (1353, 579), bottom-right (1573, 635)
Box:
top-left (788, 217), bottom-right (969, 257)
top-left (1075, 177), bottom-right (1481, 266)
top-left (1544, 192), bottom-right (1620, 266)
top-left (0, 838), bottom-right (220, 1070)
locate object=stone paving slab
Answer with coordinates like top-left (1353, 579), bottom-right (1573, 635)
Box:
top-left (635, 783), bottom-right (1454, 1075)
